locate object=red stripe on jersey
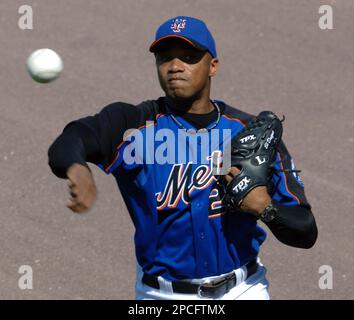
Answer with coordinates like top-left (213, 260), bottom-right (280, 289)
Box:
top-left (221, 115), bottom-right (246, 126)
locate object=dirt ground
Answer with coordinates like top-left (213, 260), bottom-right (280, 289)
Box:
top-left (0, 0), bottom-right (353, 299)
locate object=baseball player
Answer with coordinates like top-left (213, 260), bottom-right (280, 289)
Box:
top-left (48, 16), bottom-right (317, 300)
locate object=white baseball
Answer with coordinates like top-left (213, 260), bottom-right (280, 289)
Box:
top-left (26, 48), bottom-right (64, 83)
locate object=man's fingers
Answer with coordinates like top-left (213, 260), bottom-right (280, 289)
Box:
top-left (229, 167), bottom-right (241, 175)
top-left (66, 198), bottom-right (87, 213)
top-left (66, 198), bottom-right (76, 210)
top-left (68, 183), bottom-right (80, 198)
top-left (67, 186), bottom-right (95, 212)
top-left (224, 166), bottom-right (241, 184)
top-left (67, 189), bottom-right (94, 212)
top-left (224, 175), bottom-right (232, 183)
top-left (67, 180), bottom-right (75, 188)
top-left (65, 163), bottom-right (96, 213)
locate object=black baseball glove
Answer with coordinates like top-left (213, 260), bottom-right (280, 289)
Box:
top-left (222, 111), bottom-right (283, 210)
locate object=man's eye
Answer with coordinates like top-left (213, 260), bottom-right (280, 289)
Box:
top-left (156, 55), bottom-right (170, 63)
top-left (180, 54), bottom-right (202, 64)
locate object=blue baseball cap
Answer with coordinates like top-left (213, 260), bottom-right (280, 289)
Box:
top-left (149, 16), bottom-right (217, 58)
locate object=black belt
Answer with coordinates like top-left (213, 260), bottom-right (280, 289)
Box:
top-left (142, 259), bottom-right (258, 298)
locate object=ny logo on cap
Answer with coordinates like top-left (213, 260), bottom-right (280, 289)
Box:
top-left (170, 18), bottom-right (186, 33)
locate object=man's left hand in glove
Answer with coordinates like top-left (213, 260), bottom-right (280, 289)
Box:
top-left (224, 168), bottom-right (271, 215)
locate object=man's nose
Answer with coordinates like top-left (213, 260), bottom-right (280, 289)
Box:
top-left (167, 58), bottom-right (184, 73)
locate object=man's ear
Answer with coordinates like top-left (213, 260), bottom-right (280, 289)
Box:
top-left (209, 58), bottom-right (219, 77)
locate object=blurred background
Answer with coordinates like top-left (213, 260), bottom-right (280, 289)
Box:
top-left (0, 0), bottom-right (353, 299)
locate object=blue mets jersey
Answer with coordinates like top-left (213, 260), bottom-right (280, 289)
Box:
top-left (70, 97), bottom-right (309, 281)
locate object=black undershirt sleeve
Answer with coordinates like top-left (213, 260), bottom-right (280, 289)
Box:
top-left (264, 202), bottom-right (318, 249)
top-left (48, 102), bottom-right (142, 178)
top-left (48, 123), bottom-right (101, 178)
top-left (260, 141), bottom-right (318, 248)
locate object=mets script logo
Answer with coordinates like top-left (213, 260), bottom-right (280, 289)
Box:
top-left (170, 18), bottom-right (187, 33)
top-left (156, 162), bottom-right (215, 210)
top-left (155, 151), bottom-right (226, 216)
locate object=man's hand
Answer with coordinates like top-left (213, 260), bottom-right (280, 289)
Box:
top-left (66, 163), bottom-right (97, 213)
top-left (225, 167), bottom-right (271, 216)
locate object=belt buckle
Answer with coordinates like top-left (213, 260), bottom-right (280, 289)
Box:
top-left (197, 273), bottom-right (234, 299)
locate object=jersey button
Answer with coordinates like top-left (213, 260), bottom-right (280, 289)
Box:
top-left (196, 202), bottom-right (201, 208)
top-left (200, 232), bottom-right (205, 240)
top-left (203, 262), bottom-right (208, 268)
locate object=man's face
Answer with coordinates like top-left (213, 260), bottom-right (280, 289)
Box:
top-left (155, 39), bottom-right (219, 101)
